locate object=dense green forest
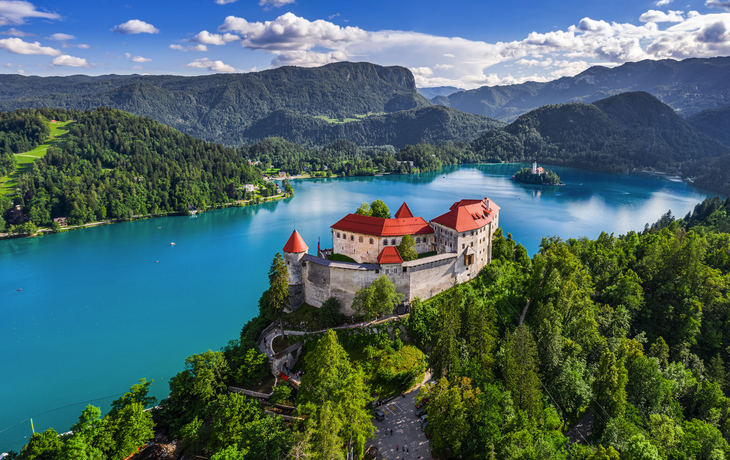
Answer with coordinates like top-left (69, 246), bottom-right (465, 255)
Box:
top-left (436, 56), bottom-right (730, 121)
top-left (237, 106), bottom-right (504, 148)
top-left (687, 106), bottom-right (730, 147)
top-left (0, 111), bottom-right (49, 176)
top-left (0, 107), bottom-right (262, 230)
top-left (13, 195), bottom-right (730, 460)
top-left (0, 62), bottom-right (432, 147)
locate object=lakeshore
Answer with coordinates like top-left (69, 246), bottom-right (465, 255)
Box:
top-left (0, 163), bottom-right (717, 453)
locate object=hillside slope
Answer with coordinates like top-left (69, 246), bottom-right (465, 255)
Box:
top-left (687, 106), bottom-right (730, 147)
top-left (438, 56), bottom-right (730, 121)
top-left (0, 62), bottom-right (432, 146)
top-left (239, 106), bottom-right (505, 148)
top-left (470, 91), bottom-right (729, 173)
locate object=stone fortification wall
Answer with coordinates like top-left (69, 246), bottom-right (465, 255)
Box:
top-left (300, 252), bottom-right (461, 315)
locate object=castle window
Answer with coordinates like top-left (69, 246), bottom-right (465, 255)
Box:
top-left (403, 267), bottom-right (407, 273)
top-left (375, 269), bottom-right (380, 274)
top-left (462, 244), bottom-right (465, 249)
top-left (383, 240), bottom-right (387, 245)
top-left (391, 239), bottom-right (396, 245)
top-left (359, 236), bottom-right (363, 243)
top-left (351, 235), bottom-right (354, 241)
top-left (337, 232), bottom-right (340, 238)
top-left (369, 238), bottom-right (374, 244)
top-left (416, 237), bottom-right (420, 243)
top-left (471, 242), bottom-right (474, 247)
top-left (471, 231), bottom-right (474, 236)
top-left (342, 233), bottom-right (346, 239)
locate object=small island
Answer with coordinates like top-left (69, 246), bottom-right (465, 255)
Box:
top-left (513, 162), bottom-right (563, 185)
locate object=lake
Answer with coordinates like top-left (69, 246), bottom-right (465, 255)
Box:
top-left (0, 163), bottom-right (717, 452)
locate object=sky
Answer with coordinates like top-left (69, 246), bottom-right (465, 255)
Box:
top-left (0, 0), bottom-right (729, 89)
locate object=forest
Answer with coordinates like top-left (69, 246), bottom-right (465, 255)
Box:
top-left (0, 107), bottom-right (263, 231)
top-left (11, 195), bottom-right (730, 460)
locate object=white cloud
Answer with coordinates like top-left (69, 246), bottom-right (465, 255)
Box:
top-left (111, 19), bottom-right (159, 35)
top-left (51, 54), bottom-right (89, 67)
top-left (0, 37), bottom-right (59, 55)
top-left (215, 0), bottom-right (238, 3)
top-left (0, 1), bottom-right (59, 26)
top-left (170, 43), bottom-right (207, 52)
top-left (258, 0), bottom-right (295, 10)
top-left (706, 0), bottom-right (730, 11)
top-left (131, 65), bottom-right (143, 69)
top-left (639, 10), bottom-right (685, 23)
top-left (190, 30), bottom-right (240, 45)
top-left (214, 11), bottom-right (730, 89)
top-left (186, 57), bottom-right (237, 72)
top-left (0, 27), bottom-right (34, 36)
top-left (328, 13), bottom-right (340, 20)
top-left (64, 43), bottom-right (90, 49)
top-left (47, 33), bottom-right (74, 41)
top-left (130, 55), bottom-right (151, 62)
top-left (656, 0), bottom-right (673, 4)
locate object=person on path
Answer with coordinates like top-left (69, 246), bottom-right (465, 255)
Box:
top-left (397, 446), bottom-right (399, 452)
top-left (390, 428), bottom-right (393, 435)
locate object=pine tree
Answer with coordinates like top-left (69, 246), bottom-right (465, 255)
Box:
top-left (592, 350), bottom-right (628, 436)
top-left (267, 252), bottom-right (289, 321)
top-left (503, 324), bottom-right (543, 419)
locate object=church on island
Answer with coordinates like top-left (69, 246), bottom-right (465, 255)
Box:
top-left (282, 198), bottom-right (500, 315)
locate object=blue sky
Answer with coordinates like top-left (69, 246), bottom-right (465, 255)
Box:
top-left (0, 0), bottom-right (729, 88)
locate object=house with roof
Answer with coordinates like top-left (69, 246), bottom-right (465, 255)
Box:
top-left (282, 198), bottom-right (500, 315)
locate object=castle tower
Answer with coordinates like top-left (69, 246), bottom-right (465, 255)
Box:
top-left (532, 161), bottom-right (538, 174)
top-left (283, 230), bottom-right (308, 310)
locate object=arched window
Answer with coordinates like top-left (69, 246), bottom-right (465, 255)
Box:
top-left (342, 233), bottom-right (346, 239)
top-left (416, 237), bottom-right (421, 243)
top-left (359, 236), bottom-right (363, 243)
top-left (350, 235), bottom-right (354, 241)
top-left (336, 232), bottom-right (340, 238)
top-left (369, 238), bottom-right (374, 244)
top-left (391, 239), bottom-right (396, 245)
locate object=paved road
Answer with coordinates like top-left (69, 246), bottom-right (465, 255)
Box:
top-left (370, 378), bottom-right (432, 460)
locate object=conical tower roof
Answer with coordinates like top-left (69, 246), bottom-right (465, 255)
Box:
top-left (394, 202), bottom-right (414, 218)
top-left (283, 230), bottom-right (308, 253)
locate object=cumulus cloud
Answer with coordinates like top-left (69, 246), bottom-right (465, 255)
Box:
top-left (0, 1), bottom-right (59, 26)
top-left (111, 19), bottom-right (159, 35)
top-left (130, 55), bottom-right (151, 62)
top-left (259, 0), bottom-right (295, 10)
top-left (0, 37), bottom-right (59, 55)
top-left (656, 0), bottom-right (673, 4)
top-left (170, 43), bottom-right (208, 52)
top-left (212, 11), bottom-right (730, 88)
top-left (639, 10), bottom-right (685, 23)
top-left (47, 33), bottom-right (74, 41)
top-left (51, 54), bottom-right (89, 67)
top-left (0, 27), bottom-right (34, 36)
top-left (186, 57), bottom-right (237, 72)
top-left (190, 30), bottom-right (240, 45)
top-left (706, 0), bottom-right (730, 11)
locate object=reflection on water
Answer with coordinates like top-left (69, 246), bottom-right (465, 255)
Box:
top-left (0, 163), bottom-right (718, 452)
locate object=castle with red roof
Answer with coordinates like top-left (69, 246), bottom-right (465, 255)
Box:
top-left (283, 197), bottom-right (500, 314)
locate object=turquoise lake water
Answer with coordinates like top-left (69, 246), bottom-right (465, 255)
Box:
top-left (0, 163), bottom-right (718, 452)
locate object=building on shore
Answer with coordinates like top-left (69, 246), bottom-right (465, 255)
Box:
top-left (283, 198), bottom-right (500, 315)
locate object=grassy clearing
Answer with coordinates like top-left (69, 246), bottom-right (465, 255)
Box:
top-left (328, 253), bottom-right (357, 263)
top-left (0, 120), bottom-right (73, 195)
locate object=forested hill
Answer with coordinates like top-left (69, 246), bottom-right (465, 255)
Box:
top-left (238, 106), bottom-right (505, 148)
top-left (0, 62), bottom-right (432, 146)
top-left (687, 105), bottom-right (730, 147)
top-left (1, 107), bottom-right (261, 228)
top-left (437, 56), bottom-right (730, 121)
top-left (470, 91), bottom-right (729, 173)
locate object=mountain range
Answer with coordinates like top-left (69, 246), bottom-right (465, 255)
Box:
top-left (435, 57), bottom-right (730, 121)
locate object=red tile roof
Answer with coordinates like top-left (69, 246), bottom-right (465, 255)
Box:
top-left (394, 202), bottom-right (414, 218)
top-left (283, 230), bottom-right (308, 253)
top-left (378, 246), bottom-right (403, 264)
top-left (431, 198), bottom-right (500, 233)
top-left (331, 214), bottom-right (434, 237)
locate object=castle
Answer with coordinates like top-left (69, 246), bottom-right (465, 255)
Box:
top-left (282, 198), bottom-right (500, 315)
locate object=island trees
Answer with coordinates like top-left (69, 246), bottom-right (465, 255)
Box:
top-left (351, 275), bottom-right (402, 320)
top-left (513, 167), bottom-right (562, 185)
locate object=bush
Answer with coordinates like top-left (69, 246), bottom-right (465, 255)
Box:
top-left (320, 296), bottom-right (344, 327)
top-left (328, 253), bottom-right (357, 263)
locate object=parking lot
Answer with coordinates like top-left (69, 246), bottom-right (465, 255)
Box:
top-left (370, 385), bottom-right (432, 460)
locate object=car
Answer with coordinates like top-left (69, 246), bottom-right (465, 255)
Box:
top-left (416, 397), bottom-right (429, 409)
top-left (419, 414), bottom-right (428, 425)
top-left (421, 421), bottom-right (428, 432)
top-left (373, 409), bottom-right (385, 421)
top-left (415, 407), bottom-right (426, 417)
